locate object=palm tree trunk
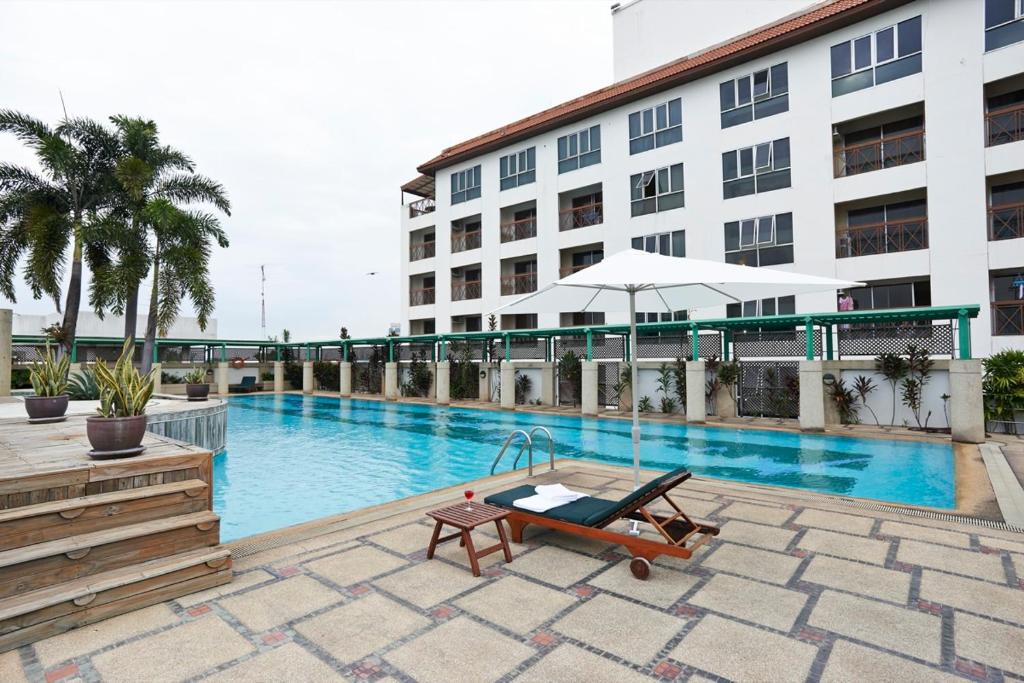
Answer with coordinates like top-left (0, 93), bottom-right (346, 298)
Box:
top-left (60, 215), bottom-right (84, 357)
top-left (140, 256), bottom-right (160, 374)
top-left (123, 281), bottom-right (139, 341)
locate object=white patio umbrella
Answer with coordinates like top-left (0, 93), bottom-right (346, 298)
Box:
top-left (493, 250), bottom-right (862, 490)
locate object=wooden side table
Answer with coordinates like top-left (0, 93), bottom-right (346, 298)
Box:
top-left (425, 502), bottom-right (513, 577)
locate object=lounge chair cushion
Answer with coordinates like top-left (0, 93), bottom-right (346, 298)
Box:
top-left (485, 485), bottom-right (619, 525)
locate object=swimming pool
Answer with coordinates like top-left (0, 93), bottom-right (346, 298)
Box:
top-left (213, 394), bottom-right (955, 541)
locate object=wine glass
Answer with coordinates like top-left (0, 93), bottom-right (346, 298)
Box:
top-left (464, 489), bottom-right (475, 511)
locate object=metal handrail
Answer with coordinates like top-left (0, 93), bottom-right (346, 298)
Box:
top-left (512, 426), bottom-right (555, 476)
top-left (491, 430), bottom-right (531, 475)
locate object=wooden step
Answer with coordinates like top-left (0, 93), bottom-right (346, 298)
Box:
top-left (0, 547), bottom-right (231, 653)
top-left (0, 512), bottom-right (220, 600)
top-left (0, 480), bottom-right (209, 551)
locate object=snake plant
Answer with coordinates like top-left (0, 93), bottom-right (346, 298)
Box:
top-left (93, 339), bottom-right (157, 418)
top-left (184, 367), bottom-right (208, 384)
top-left (29, 342), bottom-right (70, 397)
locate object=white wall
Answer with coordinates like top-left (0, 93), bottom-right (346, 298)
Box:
top-left (839, 368), bottom-right (951, 429)
top-left (13, 311), bottom-right (218, 340)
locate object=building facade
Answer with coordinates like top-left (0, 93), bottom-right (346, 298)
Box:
top-left (399, 0), bottom-right (1024, 356)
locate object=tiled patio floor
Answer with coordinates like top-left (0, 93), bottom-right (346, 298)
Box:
top-left (5, 462), bottom-right (1024, 682)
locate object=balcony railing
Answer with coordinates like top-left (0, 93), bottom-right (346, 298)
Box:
top-left (409, 287), bottom-right (435, 306)
top-left (989, 203), bottom-right (1024, 241)
top-left (993, 300), bottom-right (1024, 336)
top-left (500, 217), bottom-right (537, 243)
top-left (409, 241), bottom-right (436, 261)
top-left (409, 197), bottom-right (436, 218)
top-left (559, 262), bottom-right (598, 278)
top-left (559, 202), bottom-right (603, 231)
top-left (451, 280), bottom-right (482, 301)
top-left (500, 272), bottom-right (538, 296)
top-left (835, 219), bottom-right (928, 258)
top-left (833, 131), bottom-right (925, 177)
top-left (451, 230), bottom-right (481, 253)
top-left (986, 103), bottom-right (1024, 147)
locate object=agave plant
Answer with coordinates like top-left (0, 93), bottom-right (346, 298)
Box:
top-left (67, 368), bottom-right (101, 400)
top-left (93, 339), bottom-right (157, 418)
top-left (29, 342), bottom-right (70, 397)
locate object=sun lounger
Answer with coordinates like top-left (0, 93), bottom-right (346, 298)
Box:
top-left (484, 466), bottom-right (719, 579)
top-left (228, 376), bottom-right (260, 393)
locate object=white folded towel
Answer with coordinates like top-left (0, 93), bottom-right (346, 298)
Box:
top-left (513, 484), bottom-right (588, 513)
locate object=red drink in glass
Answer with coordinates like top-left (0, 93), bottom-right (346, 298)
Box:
top-left (464, 489), bottom-right (475, 511)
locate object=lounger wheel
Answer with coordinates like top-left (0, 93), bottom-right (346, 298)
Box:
top-left (629, 557), bottom-right (651, 580)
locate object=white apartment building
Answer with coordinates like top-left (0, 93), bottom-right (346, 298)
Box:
top-left (399, 0), bottom-right (1024, 356)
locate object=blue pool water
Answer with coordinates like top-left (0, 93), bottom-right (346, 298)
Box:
top-left (213, 394), bottom-right (955, 541)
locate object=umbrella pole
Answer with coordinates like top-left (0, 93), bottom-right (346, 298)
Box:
top-left (628, 288), bottom-right (642, 536)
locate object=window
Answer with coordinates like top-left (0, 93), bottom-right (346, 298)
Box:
top-left (837, 199), bottom-right (927, 258)
top-left (726, 296), bottom-right (795, 318)
top-left (986, 0), bottom-right (1024, 50)
top-left (836, 115), bottom-right (925, 176)
top-left (851, 281), bottom-right (930, 310)
top-left (719, 63), bottom-right (789, 128)
top-left (725, 213), bottom-right (793, 267)
top-left (630, 163), bottom-right (684, 216)
top-left (989, 181), bottom-right (1024, 240)
top-left (636, 311), bottom-right (687, 324)
top-left (568, 312), bottom-right (606, 326)
top-left (557, 125), bottom-right (601, 174)
top-left (628, 98), bottom-right (682, 154)
top-left (830, 16), bottom-right (922, 97)
top-left (499, 147), bottom-right (536, 190)
top-left (722, 138), bottom-right (791, 199)
top-left (632, 230), bottom-right (685, 257)
top-left (987, 89), bottom-right (1024, 147)
top-left (451, 165), bottom-right (481, 204)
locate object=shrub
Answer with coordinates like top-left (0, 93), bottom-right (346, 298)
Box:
top-left (514, 371), bottom-right (532, 404)
top-left (558, 350), bottom-right (582, 404)
top-left (284, 361), bottom-right (303, 390)
top-left (983, 350), bottom-right (1024, 430)
top-left (160, 371), bottom-right (185, 384)
top-left (11, 368), bottom-right (31, 389)
top-left (312, 361), bottom-right (341, 391)
top-left (400, 352), bottom-right (432, 397)
top-left (638, 395), bottom-right (653, 412)
top-left (828, 379), bottom-right (860, 424)
top-left (67, 369), bottom-right (101, 401)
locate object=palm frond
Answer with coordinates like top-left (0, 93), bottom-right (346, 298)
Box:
top-left (154, 174), bottom-right (231, 215)
top-left (0, 110), bottom-right (53, 149)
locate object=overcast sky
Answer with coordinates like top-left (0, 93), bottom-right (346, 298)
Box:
top-left (0, 0), bottom-right (611, 341)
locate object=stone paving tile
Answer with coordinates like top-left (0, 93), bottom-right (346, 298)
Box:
top-left (0, 650), bottom-right (27, 683)
top-left (552, 593), bottom-right (683, 666)
top-left (91, 615), bottom-right (255, 683)
top-left (954, 611), bottom-right (1024, 673)
top-left (304, 545), bottom-right (408, 586)
top-left (366, 522), bottom-right (434, 555)
top-left (715, 519), bottom-right (796, 552)
top-left (799, 554), bottom-right (910, 604)
top-left (529, 529), bottom-right (615, 555)
top-left (701, 543), bottom-right (801, 585)
top-left (505, 545), bottom-right (606, 587)
top-left (688, 573), bottom-right (808, 632)
top-left (792, 508), bottom-right (875, 536)
top-left (797, 528), bottom-right (891, 565)
top-left (979, 534), bottom-right (1024, 554)
top-left (897, 539), bottom-right (1007, 582)
top-left (220, 574), bottom-right (340, 633)
top-left (203, 642), bottom-right (344, 682)
top-left (877, 520), bottom-right (971, 548)
top-left (384, 616), bottom-right (533, 683)
top-left (919, 569), bottom-right (1024, 624)
top-left (821, 640), bottom-right (963, 683)
top-left (373, 558), bottom-right (484, 608)
top-left (650, 496), bottom-right (722, 519)
top-left (809, 590), bottom-right (942, 663)
top-left (294, 592), bottom-right (430, 664)
top-left (588, 559), bottom-right (701, 609)
top-left (33, 604), bottom-right (179, 668)
top-left (717, 501), bottom-right (793, 525)
top-left (670, 614), bottom-right (817, 683)
top-left (454, 576), bottom-right (577, 635)
top-left (175, 569), bottom-right (275, 608)
top-left (557, 473), bottom-right (616, 489)
top-left (515, 643), bottom-right (650, 683)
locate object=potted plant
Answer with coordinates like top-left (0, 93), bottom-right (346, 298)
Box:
top-left (86, 339), bottom-right (157, 458)
top-left (184, 367), bottom-right (210, 401)
top-left (25, 342), bottom-right (70, 423)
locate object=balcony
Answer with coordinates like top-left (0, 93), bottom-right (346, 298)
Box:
top-left (559, 262), bottom-right (596, 278)
top-left (833, 131), bottom-right (925, 177)
top-left (451, 230), bottom-right (481, 253)
top-left (451, 280), bottom-right (482, 301)
top-left (409, 197), bottom-right (436, 218)
top-left (990, 203), bottom-right (1024, 241)
top-left (500, 272), bottom-right (537, 296)
top-left (986, 103), bottom-right (1024, 147)
top-left (559, 202), bottom-right (603, 231)
top-left (835, 219), bottom-right (928, 258)
top-left (500, 216), bottom-right (537, 243)
top-left (993, 300), bottom-right (1024, 336)
top-left (409, 242), bottom-right (435, 261)
top-left (409, 287), bottom-right (435, 306)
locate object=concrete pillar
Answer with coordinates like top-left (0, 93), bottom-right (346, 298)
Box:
top-left (799, 360), bottom-right (825, 431)
top-left (822, 361), bottom-right (843, 426)
top-left (686, 360), bottom-right (706, 423)
top-left (500, 362), bottom-right (515, 410)
top-left (152, 362), bottom-right (162, 395)
top-left (435, 361), bottom-right (450, 405)
top-left (950, 359), bottom-right (985, 443)
top-left (302, 361), bottom-right (314, 394)
top-left (715, 383), bottom-right (736, 418)
top-left (217, 362), bottom-right (229, 395)
top-left (385, 362), bottom-right (399, 400)
top-left (581, 361), bottom-right (599, 416)
top-left (617, 362), bottom-right (632, 413)
top-left (338, 361), bottom-right (352, 397)
top-left (479, 362), bottom-right (493, 402)
top-left (538, 362), bottom-right (555, 406)
top-left (274, 361), bottom-right (284, 393)
top-left (0, 309), bottom-right (10, 397)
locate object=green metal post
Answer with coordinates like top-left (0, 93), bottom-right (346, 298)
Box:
top-left (804, 318), bottom-right (814, 361)
top-left (624, 333), bottom-right (631, 362)
top-left (824, 324), bottom-right (834, 361)
top-left (690, 324), bottom-right (699, 361)
top-left (504, 334), bottom-right (511, 362)
top-left (70, 340), bottom-right (77, 363)
top-left (439, 338), bottom-right (446, 360)
top-left (586, 329), bottom-right (593, 361)
top-left (342, 342), bottom-right (349, 362)
top-left (276, 345), bottom-right (281, 362)
top-left (388, 340), bottom-right (394, 363)
top-left (957, 309), bottom-right (971, 359)
top-left (220, 344), bottom-right (226, 363)
top-left (723, 330), bottom-right (731, 361)
top-left (152, 341), bottom-right (159, 365)
top-left (545, 337), bottom-right (551, 362)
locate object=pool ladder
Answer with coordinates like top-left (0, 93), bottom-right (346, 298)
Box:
top-left (490, 426), bottom-right (555, 477)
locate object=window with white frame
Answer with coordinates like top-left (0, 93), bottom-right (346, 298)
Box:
top-left (499, 147), bottom-right (536, 190)
top-left (450, 165), bottom-right (481, 205)
top-left (986, 0), bottom-right (1024, 50)
top-left (726, 295), bottom-right (795, 318)
top-left (722, 138), bottom-right (790, 199)
top-left (635, 311), bottom-right (688, 324)
top-left (628, 98), bottom-right (682, 154)
top-left (631, 230), bottom-right (685, 257)
top-left (630, 163), bottom-right (684, 217)
top-left (719, 63), bottom-right (789, 129)
top-left (557, 125), bottom-right (601, 174)
top-left (725, 213), bottom-right (793, 267)
top-left (830, 16), bottom-right (922, 97)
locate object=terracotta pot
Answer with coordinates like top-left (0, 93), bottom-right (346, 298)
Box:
top-left (86, 415), bottom-right (148, 454)
top-left (24, 394), bottom-right (69, 421)
top-left (186, 383), bottom-right (210, 401)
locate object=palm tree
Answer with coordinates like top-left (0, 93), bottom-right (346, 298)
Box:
top-left (0, 112), bottom-right (119, 354)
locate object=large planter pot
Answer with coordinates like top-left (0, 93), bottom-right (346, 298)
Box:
top-left (24, 394), bottom-right (69, 423)
top-left (186, 383), bottom-right (210, 401)
top-left (86, 415), bottom-right (148, 458)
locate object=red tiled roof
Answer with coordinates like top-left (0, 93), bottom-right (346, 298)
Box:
top-left (417, 0), bottom-right (907, 174)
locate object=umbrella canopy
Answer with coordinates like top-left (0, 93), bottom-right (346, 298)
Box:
top-left (493, 249), bottom-right (863, 492)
